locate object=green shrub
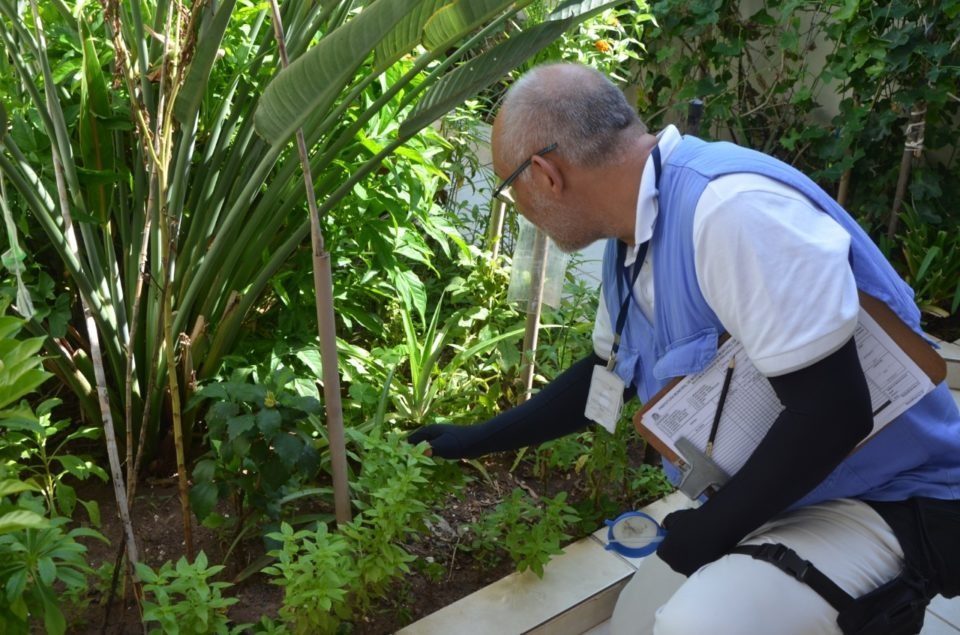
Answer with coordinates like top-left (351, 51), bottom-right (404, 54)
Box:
top-left (0, 518), bottom-right (104, 635)
top-left (189, 370), bottom-right (322, 527)
top-left (264, 432), bottom-right (437, 633)
top-left (135, 551), bottom-right (243, 635)
top-left (637, 0), bottom-right (960, 242)
top-left (262, 522), bottom-right (354, 634)
top-left (0, 398), bottom-right (106, 522)
top-left (467, 488), bottom-right (581, 578)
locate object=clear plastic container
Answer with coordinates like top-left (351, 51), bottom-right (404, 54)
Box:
top-left (506, 215), bottom-right (570, 311)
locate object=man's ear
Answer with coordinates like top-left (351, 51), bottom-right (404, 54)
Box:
top-left (530, 155), bottom-right (564, 194)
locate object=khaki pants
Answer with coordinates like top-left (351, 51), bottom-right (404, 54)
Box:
top-left (612, 499), bottom-right (904, 635)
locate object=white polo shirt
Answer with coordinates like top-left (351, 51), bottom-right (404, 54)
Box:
top-left (592, 126), bottom-right (859, 377)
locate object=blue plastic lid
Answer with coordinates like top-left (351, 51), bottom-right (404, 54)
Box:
top-left (603, 511), bottom-right (665, 558)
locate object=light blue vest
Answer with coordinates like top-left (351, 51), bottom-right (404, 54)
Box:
top-left (602, 136), bottom-right (960, 505)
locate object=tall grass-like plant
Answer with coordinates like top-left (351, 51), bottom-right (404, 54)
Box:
top-left (0, 0), bottom-right (631, 552)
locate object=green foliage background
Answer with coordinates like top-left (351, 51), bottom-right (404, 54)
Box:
top-left (0, 0), bottom-right (958, 631)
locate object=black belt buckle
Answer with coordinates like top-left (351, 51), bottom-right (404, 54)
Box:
top-left (753, 543), bottom-right (811, 582)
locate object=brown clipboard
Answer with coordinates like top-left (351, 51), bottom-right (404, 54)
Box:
top-left (633, 291), bottom-right (947, 467)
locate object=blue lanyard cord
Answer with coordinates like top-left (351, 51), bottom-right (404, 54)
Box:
top-left (608, 145), bottom-right (661, 371)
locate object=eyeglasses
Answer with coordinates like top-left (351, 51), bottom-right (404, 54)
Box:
top-left (492, 143), bottom-right (558, 204)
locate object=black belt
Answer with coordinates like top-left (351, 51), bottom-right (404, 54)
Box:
top-left (730, 543), bottom-right (856, 612)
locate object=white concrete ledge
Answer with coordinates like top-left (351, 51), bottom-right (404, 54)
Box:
top-left (931, 336), bottom-right (960, 390)
top-left (399, 492), bottom-right (689, 635)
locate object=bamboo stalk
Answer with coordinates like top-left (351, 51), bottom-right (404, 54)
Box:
top-left (155, 0), bottom-right (194, 560)
top-left (489, 199), bottom-right (508, 260)
top-left (27, 0), bottom-right (140, 569)
top-left (126, 184), bottom-right (153, 503)
top-left (887, 103), bottom-right (926, 239)
top-left (268, 0), bottom-right (352, 524)
top-left (837, 167), bottom-right (851, 207)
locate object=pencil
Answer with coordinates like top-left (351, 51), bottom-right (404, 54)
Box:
top-left (706, 356), bottom-right (735, 459)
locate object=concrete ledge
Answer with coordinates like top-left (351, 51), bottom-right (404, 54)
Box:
top-left (397, 536), bottom-right (634, 635)
top-left (399, 492), bottom-right (689, 635)
top-left (931, 336), bottom-right (960, 390)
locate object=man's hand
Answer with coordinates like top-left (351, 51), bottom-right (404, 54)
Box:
top-left (405, 353), bottom-right (605, 461)
top-left (656, 338), bottom-right (873, 578)
top-left (407, 424), bottom-right (468, 459)
top-left (656, 508), bottom-right (733, 576)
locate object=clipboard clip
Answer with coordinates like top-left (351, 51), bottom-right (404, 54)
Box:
top-left (675, 437), bottom-right (730, 500)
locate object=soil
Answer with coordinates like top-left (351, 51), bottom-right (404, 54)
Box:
top-left (67, 442), bottom-right (658, 634)
top-left (57, 314), bottom-right (960, 634)
top-left (925, 312), bottom-right (960, 344)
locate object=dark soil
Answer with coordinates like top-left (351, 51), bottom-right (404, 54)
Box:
top-left (59, 315), bottom-right (958, 634)
top-left (66, 442), bottom-right (659, 635)
top-left (925, 312), bottom-right (960, 344)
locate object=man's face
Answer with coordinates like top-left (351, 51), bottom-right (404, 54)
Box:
top-left (492, 112), bottom-right (601, 253)
top-left (512, 183), bottom-right (597, 254)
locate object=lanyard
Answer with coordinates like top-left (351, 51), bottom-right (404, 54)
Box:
top-left (608, 144), bottom-right (661, 371)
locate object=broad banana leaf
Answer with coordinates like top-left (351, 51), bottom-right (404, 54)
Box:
top-left (421, 0), bottom-right (515, 51)
top-left (254, 0), bottom-right (422, 145)
top-left (401, 0), bottom-right (626, 136)
top-left (373, 0), bottom-right (448, 70)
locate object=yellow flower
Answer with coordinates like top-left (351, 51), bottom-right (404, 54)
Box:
top-left (594, 39), bottom-right (612, 53)
top-left (264, 391), bottom-right (277, 408)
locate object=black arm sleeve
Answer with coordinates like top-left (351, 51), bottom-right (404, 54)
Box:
top-left (657, 337), bottom-right (874, 575)
top-left (409, 353), bottom-right (627, 459)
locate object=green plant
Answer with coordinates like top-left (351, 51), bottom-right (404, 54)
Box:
top-left (0, 315), bottom-right (50, 412)
top-left (263, 521), bottom-right (354, 634)
top-left (343, 432), bottom-right (438, 606)
top-left (526, 425), bottom-right (633, 528)
top-left (629, 463), bottom-right (674, 505)
top-left (532, 3), bottom-right (651, 81)
top-left (0, 518), bottom-right (104, 635)
top-left (0, 0), bottom-right (633, 471)
top-left (467, 488), bottom-right (581, 577)
top-left (637, 0), bottom-right (960, 234)
top-left (0, 479), bottom-right (46, 537)
top-left (135, 551), bottom-right (244, 635)
top-left (337, 286), bottom-right (525, 428)
top-left (264, 431), bottom-right (438, 632)
top-left (393, 296), bottom-right (526, 425)
top-left (0, 398), bottom-right (106, 521)
top-left (897, 205), bottom-right (960, 316)
top-left (536, 265), bottom-right (601, 378)
top-left (190, 370), bottom-right (322, 528)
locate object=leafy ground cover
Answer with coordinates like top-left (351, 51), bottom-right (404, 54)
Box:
top-left (2, 1), bottom-right (960, 633)
top-left (67, 436), bottom-right (667, 633)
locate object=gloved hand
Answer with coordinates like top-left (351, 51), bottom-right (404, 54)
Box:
top-left (656, 507), bottom-right (734, 576)
top-left (656, 338), bottom-right (873, 578)
top-left (407, 424), bottom-right (471, 459)
top-left (405, 353), bottom-right (607, 461)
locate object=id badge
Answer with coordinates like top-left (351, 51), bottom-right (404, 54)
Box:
top-left (584, 366), bottom-right (624, 434)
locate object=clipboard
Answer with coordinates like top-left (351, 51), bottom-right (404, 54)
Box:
top-left (634, 291), bottom-right (947, 469)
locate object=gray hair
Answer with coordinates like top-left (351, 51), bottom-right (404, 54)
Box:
top-left (498, 63), bottom-right (644, 179)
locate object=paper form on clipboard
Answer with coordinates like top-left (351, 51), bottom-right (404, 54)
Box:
top-left (636, 304), bottom-right (938, 479)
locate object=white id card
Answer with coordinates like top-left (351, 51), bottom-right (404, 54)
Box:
top-left (584, 366), bottom-right (624, 434)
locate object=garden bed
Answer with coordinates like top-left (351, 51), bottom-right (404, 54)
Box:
top-left (70, 438), bottom-right (664, 634)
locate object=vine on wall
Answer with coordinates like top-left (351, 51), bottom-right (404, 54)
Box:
top-left (634, 0), bottom-right (960, 315)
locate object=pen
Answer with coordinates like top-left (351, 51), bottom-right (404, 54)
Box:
top-left (706, 356), bottom-right (735, 459)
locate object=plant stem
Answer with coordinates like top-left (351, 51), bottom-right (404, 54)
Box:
top-left (155, 0), bottom-right (194, 560)
top-left (268, 0), bottom-right (351, 524)
top-left (27, 0), bottom-right (140, 572)
top-left (887, 102), bottom-right (927, 239)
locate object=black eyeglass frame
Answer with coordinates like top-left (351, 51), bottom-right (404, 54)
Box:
top-left (492, 143), bottom-right (559, 203)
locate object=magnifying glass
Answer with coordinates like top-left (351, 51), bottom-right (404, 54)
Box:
top-left (603, 511), bottom-right (665, 558)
